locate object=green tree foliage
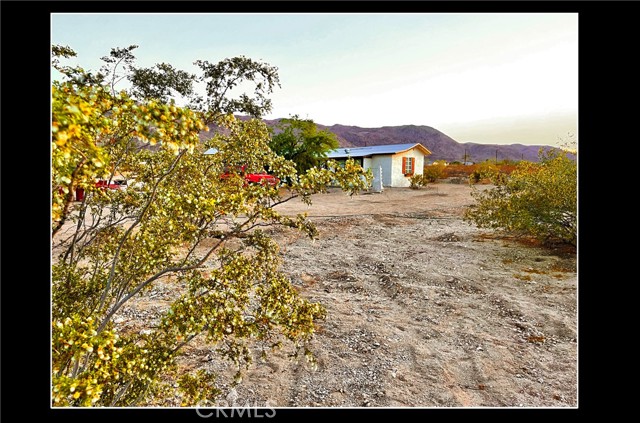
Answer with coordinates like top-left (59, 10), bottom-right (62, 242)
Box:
top-left (193, 56), bottom-right (280, 119)
top-left (464, 148), bottom-right (577, 245)
top-left (55, 44), bottom-right (279, 119)
top-left (268, 116), bottom-right (340, 175)
top-left (51, 45), bottom-right (371, 407)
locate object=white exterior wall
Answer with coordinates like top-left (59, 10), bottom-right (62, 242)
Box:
top-left (390, 148), bottom-right (425, 187)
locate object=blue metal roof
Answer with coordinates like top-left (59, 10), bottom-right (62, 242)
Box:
top-left (203, 147), bottom-right (219, 155)
top-left (325, 143), bottom-right (424, 159)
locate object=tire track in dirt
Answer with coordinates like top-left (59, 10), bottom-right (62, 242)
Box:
top-left (115, 185), bottom-right (576, 407)
top-left (270, 212), bottom-right (576, 407)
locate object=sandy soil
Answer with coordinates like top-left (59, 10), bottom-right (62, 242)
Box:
top-left (82, 182), bottom-right (578, 408)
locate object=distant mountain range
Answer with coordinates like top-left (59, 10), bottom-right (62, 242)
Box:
top-left (229, 117), bottom-right (568, 163)
top-left (317, 123), bottom-right (556, 163)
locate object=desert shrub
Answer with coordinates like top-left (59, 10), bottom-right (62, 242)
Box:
top-left (443, 163), bottom-right (480, 179)
top-left (409, 173), bottom-right (430, 189)
top-left (423, 161), bottom-right (446, 182)
top-left (445, 163), bottom-right (518, 180)
top-left (469, 169), bottom-right (481, 184)
top-left (469, 161), bottom-right (499, 184)
top-left (498, 164), bottom-right (517, 175)
top-left (409, 174), bottom-right (424, 189)
top-left (51, 45), bottom-right (371, 407)
top-left (464, 149), bottom-right (576, 245)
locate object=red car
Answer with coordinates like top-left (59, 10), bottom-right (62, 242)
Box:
top-left (220, 166), bottom-right (279, 186)
top-left (95, 179), bottom-right (126, 190)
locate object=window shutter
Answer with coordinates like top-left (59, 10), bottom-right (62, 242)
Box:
top-left (411, 157), bottom-right (415, 174)
top-left (402, 157), bottom-right (407, 175)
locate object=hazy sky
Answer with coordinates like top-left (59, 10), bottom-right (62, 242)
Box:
top-left (52, 13), bottom-right (578, 146)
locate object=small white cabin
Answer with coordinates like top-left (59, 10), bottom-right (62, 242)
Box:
top-left (325, 143), bottom-right (432, 188)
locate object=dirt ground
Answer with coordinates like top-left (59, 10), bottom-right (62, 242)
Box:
top-left (83, 182), bottom-right (578, 408)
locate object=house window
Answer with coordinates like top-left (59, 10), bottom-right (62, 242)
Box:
top-left (402, 157), bottom-right (415, 176)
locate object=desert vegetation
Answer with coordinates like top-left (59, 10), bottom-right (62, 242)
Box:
top-left (51, 43), bottom-right (576, 408)
top-left (51, 45), bottom-right (370, 406)
top-left (464, 148), bottom-right (577, 246)
top-left (442, 162), bottom-right (518, 182)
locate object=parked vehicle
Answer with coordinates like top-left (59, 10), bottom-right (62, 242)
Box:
top-left (220, 165), bottom-right (279, 186)
top-left (95, 179), bottom-right (127, 190)
top-left (204, 148), bottom-right (279, 187)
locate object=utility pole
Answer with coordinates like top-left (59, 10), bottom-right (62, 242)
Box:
top-left (495, 149), bottom-right (498, 165)
top-left (464, 148), bottom-right (467, 164)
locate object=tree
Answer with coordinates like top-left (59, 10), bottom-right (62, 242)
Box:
top-left (51, 45), bottom-right (371, 406)
top-left (464, 147), bottom-right (577, 245)
top-left (192, 56), bottom-right (280, 119)
top-left (268, 116), bottom-right (340, 175)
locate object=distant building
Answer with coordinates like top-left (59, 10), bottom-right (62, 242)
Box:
top-left (325, 143), bottom-right (432, 188)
